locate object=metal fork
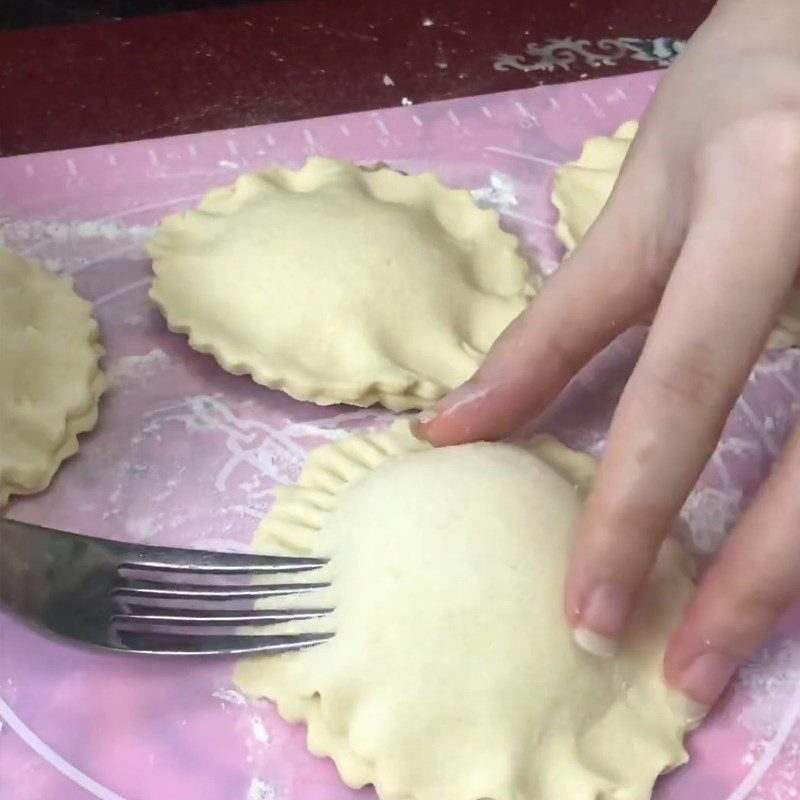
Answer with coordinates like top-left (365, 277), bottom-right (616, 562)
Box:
top-left (0, 518), bottom-right (333, 656)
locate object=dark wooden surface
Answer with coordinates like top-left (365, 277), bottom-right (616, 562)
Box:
top-left (0, 0), bottom-right (715, 156)
top-left (0, 0), bottom-right (260, 30)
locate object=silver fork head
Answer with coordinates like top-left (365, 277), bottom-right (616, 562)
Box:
top-left (0, 518), bottom-right (333, 656)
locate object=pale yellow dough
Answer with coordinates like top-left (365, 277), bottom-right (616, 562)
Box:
top-left (236, 421), bottom-right (695, 800)
top-left (148, 159), bottom-right (532, 411)
top-left (553, 121), bottom-right (800, 347)
top-left (0, 249), bottom-right (105, 507)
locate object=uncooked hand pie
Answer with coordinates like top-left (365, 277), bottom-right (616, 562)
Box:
top-left (0, 249), bottom-right (105, 506)
top-left (235, 421), bottom-right (696, 800)
top-left (552, 121), bottom-right (800, 348)
top-left (148, 159), bottom-right (533, 411)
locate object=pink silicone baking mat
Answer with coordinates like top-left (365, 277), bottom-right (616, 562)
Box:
top-left (1, 71), bottom-right (799, 800)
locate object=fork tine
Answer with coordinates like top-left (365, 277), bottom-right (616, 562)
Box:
top-left (114, 577), bottom-right (328, 601)
top-left (114, 606), bottom-right (332, 626)
top-left (116, 631), bottom-right (333, 656)
top-left (119, 547), bottom-right (327, 575)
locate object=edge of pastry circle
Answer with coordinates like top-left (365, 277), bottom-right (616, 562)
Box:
top-left (237, 421), bottom-right (433, 790)
top-left (551, 120), bottom-right (638, 253)
top-left (237, 421), bottom-right (696, 796)
top-left (0, 268), bottom-right (106, 507)
top-left (0, 348), bottom-right (106, 505)
top-left (253, 420), bottom-right (430, 554)
top-left (146, 159), bottom-right (534, 411)
top-left (253, 420), bottom-right (599, 555)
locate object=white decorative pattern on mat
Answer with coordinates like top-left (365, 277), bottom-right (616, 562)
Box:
top-left (0, 697), bottom-right (129, 800)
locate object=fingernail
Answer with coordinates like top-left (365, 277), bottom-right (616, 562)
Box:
top-left (409, 409), bottom-right (437, 441)
top-left (674, 649), bottom-right (738, 707)
top-left (573, 626), bottom-right (618, 658)
top-left (410, 380), bottom-right (489, 441)
top-left (667, 690), bottom-right (709, 729)
top-left (572, 583), bottom-right (632, 658)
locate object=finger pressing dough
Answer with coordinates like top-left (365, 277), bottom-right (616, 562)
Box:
top-left (147, 159), bottom-right (533, 411)
top-left (0, 249), bottom-right (105, 506)
top-left (553, 121), bottom-right (800, 347)
top-left (235, 421), bottom-right (696, 800)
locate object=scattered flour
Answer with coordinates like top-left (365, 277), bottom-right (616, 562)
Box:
top-left (247, 778), bottom-right (275, 800)
top-left (213, 688), bottom-right (248, 706)
top-left (251, 715), bottom-right (270, 746)
top-left (108, 348), bottom-right (172, 385)
top-left (471, 171), bottom-right (519, 216)
top-left (735, 640), bottom-right (800, 800)
top-left (0, 217), bottom-right (157, 275)
top-left (738, 641), bottom-right (800, 737)
top-left (125, 516), bottom-right (159, 541)
top-left (681, 487), bottom-right (744, 554)
top-left (0, 218), bottom-right (156, 244)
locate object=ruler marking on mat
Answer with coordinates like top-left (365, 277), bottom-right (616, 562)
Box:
top-left (580, 92), bottom-right (605, 117)
top-left (484, 146), bottom-right (559, 168)
top-left (514, 101), bottom-right (539, 125)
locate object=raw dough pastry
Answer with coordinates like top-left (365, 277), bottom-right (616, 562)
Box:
top-left (553, 121), bottom-right (800, 347)
top-left (0, 249), bottom-right (105, 506)
top-left (148, 159), bottom-right (532, 411)
top-left (236, 421), bottom-right (695, 800)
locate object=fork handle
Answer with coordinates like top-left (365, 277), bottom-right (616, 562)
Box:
top-left (0, 518), bottom-right (49, 621)
top-left (0, 518), bottom-right (115, 622)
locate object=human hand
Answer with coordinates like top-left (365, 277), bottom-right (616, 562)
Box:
top-left (416, 0), bottom-right (800, 711)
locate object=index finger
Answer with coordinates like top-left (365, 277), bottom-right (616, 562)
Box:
top-left (421, 142), bottom-right (668, 446)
